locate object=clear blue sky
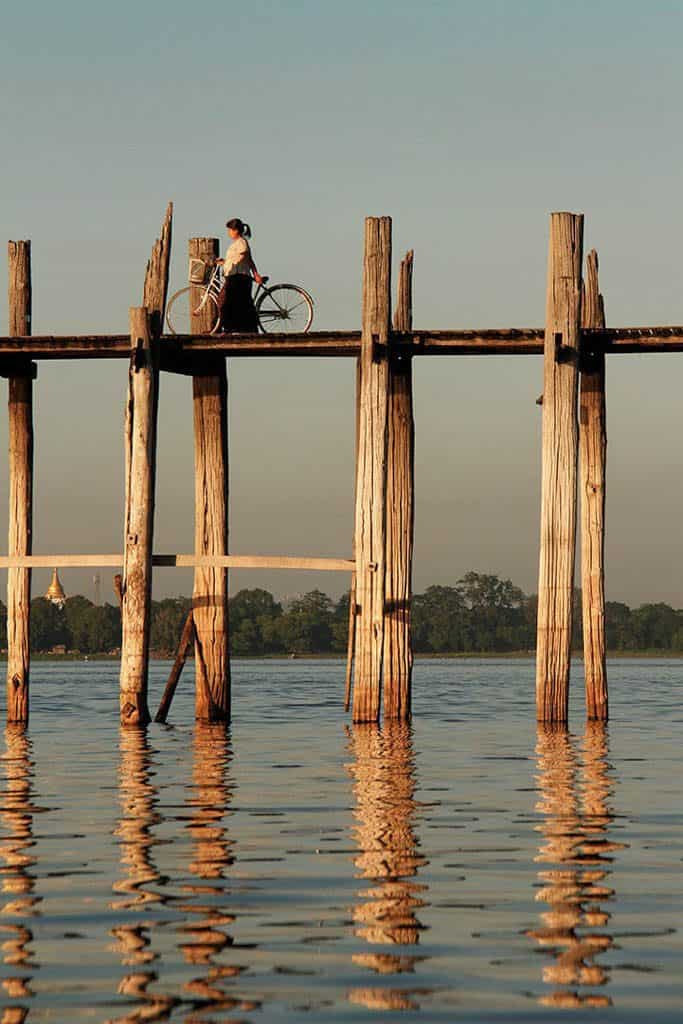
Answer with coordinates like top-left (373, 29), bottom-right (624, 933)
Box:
top-left (1, 1), bottom-right (683, 605)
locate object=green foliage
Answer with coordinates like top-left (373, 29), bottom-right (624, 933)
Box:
top-left (84, 604), bottom-right (121, 653)
top-left (630, 603), bottom-right (681, 650)
top-left (413, 585), bottom-right (467, 652)
top-left (30, 597), bottom-right (67, 651)
top-left (150, 597), bottom-right (192, 654)
top-left (605, 602), bottom-right (632, 650)
top-left (230, 589), bottom-right (282, 654)
top-left (331, 590), bottom-right (351, 652)
top-left (64, 595), bottom-right (96, 651)
top-left (413, 574), bottom-right (532, 653)
top-left (61, 595), bottom-right (121, 654)
top-left (275, 589), bottom-right (335, 654)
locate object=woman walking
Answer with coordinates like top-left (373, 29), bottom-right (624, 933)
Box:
top-left (216, 218), bottom-right (263, 332)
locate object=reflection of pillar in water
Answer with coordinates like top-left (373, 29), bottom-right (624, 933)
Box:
top-left (0, 727), bottom-right (41, 1017)
top-left (178, 723), bottom-right (244, 1011)
top-left (527, 723), bottom-right (626, 1009)
top-left (346, 722), bottom-right (428, 1010)
top-left (0, 995), bottom-right (30, 1024)
top-left (109, 728), bottom-right (174, 1023)
top-left (112, 728), bottom-right (163, 912)
top-left (348, 987), bottom-right (420, 1011)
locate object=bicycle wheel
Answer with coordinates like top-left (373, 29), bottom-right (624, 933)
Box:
top-left (256, 284), bottom-right (314, 334)
top-left (165, 287), bottom-right (221, 336)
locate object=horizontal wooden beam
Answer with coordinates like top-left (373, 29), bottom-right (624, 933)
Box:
top-left (412, 329), bottom-right (543, 354)
top-left (0, 554), bottom-right (354, 571)
top-left (585, 326), bottom-right (683, 353)
top-left (175, 331), bottom-right (362, 358)
top-left (2, 326), bottom-right (683, 360)
top-left (0, 332), bottom-right (361, 359)
top-left (0, 336), bottom-right (131, 358)
top-left (162, 554), bottom-right (354, 571)
top-left (412, 326), bottom-right (683, 354)
top-left (0, 555), bottom-right (123, 567)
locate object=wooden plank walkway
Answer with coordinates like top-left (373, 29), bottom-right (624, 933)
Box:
top-left (1, 326), bottom-right (683, 360)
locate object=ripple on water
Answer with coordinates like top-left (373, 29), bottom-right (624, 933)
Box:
top-left (0, 658), bottom-right (681, 1021)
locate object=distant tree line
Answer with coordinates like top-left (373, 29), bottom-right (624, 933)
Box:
top-left (0, 572), bottom-right (682, 655)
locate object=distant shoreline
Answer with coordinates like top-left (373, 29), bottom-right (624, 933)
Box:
top-left (3, 650), bottom-right (683, 662)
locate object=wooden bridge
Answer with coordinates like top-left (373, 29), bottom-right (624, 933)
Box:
top-left (2, 207), bottom-right (677, 727)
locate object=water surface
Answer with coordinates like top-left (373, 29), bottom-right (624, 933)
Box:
top-left (1, 658), bottom-right (681, 1021)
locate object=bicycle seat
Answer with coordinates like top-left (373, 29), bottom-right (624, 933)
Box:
top-left (259, 275), bottom-right (270, 285)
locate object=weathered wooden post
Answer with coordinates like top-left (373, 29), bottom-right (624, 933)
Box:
top-left (536, 212), bottom-right (584, 723)
top-left (580, 250), bottom-right (608, 720)
top-left (6, 242), bottom-right (35, 725)
top-left (384, 250), bottom-right (414, 719)
top-left (352, 217), bottom-right (391, 723)
top-left (143, 202), bottom-right (173, 338)
top-left (344, 355), bottom-right (362, 714)
top-left (119, 307), bottom-right (158, 726)
top-left (190, 237), bottom-right (230, 722)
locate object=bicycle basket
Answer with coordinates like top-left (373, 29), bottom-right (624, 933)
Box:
top-left (188, 258), bottom-right (209, 285)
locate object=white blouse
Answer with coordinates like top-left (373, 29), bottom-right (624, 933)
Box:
top-left (224, 237), bottom-right (252, 276)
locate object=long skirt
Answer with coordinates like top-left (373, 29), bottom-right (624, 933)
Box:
top-left (218, 274), bottom-right (258, 332)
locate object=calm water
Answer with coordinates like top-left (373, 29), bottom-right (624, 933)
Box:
top-left (0, 658), bottom-right (681, 1022)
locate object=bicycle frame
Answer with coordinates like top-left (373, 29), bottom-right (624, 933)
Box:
top-left (194, 264), bottom-right (268, 309)
top-left (195, 264), bottom-right (223, 311)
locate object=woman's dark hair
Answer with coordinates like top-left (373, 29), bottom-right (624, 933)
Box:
top-left (226, 218), bottom-right (251, 238)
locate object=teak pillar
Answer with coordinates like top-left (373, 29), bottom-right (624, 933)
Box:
top-left (344, 357), bottom-right (361, 714)
top-left (6, 241), bottom-right (34, 725)
top-left (383, 250), bottom-right (414, 719)
top-left (579, 250), bottom-right (608, 720)
top-left (536, 212), bottom-right (584, 723)
top-left (190, 237), bottom-right (230, 722)
top-left (119, 307), bottom-right (158, 726)
top-left (352, 216), bottom-right (392, 723)
top-left (143, 202), bottom-right (173, 338)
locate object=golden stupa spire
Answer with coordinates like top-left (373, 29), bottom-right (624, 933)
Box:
top-left (45, 568), bottom-right (66, 607)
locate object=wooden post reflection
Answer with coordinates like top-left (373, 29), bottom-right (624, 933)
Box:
top-left (0, 727), bottom-right (41, 1019)
top-left (108, 727), bottom-right (173, 1023)
top-left (112, 727), bottom-right (163, 914)
top-left (346, 722), bottom-right (428, 1010)
top-left (178, 722), bottom-right (244, 1012)
top-left (527, 722), bottom-right (626, 1008)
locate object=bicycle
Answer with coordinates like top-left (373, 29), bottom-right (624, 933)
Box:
top-left (165, 258), bottom-right (315, 336)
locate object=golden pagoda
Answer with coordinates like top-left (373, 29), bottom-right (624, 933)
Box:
top-left (45, 568), bottom-right (66, 608)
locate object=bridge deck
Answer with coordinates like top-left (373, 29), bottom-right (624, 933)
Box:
top-left (1, 326), bottom-right (683, 361)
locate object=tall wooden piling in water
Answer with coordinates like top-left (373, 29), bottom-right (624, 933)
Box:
top-left (580, 250), bottom-right (608, 720)
top-left (118, 208), bottom-right (173, 727)
top-left (352, 217), bottom-right (392, 723)
top-left (8, 206), bottom-right (680, 732)
top-left (6, 242), bottom-right (34, 725)
top-left (190, 238), bottom-right (230, 722)
top-left (536, 213), bottom-right (584, 723)
top-left (344, 354), bottom-right (363, 715)
top-left (119, 307), bottom-right (158, 726)
top-left (383, 250), bottom-right (414, 719)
